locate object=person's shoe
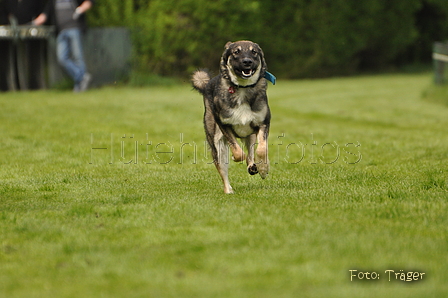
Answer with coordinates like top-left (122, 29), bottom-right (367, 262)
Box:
top-left (79, 73), bottom-right (92, 92)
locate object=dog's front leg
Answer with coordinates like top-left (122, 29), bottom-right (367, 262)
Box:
top-left (245, 134), bottom-right (258, 175)
top-left (213, 132), bottom-right (234, 194)
top-left (255, 124), bottom-right (269, 179)
top-left (214, 162), bottom-right (233, 194)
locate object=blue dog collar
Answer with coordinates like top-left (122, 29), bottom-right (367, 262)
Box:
top-left (264, 71), bottom-right (276, 85)
top-left (233, 71), bottom-right (277, 90)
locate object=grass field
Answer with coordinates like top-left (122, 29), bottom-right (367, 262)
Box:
top-left (1, 72), bottom-right (447, 297)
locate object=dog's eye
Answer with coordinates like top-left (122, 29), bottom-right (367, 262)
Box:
top-left (252, 49), bottom-right (258, 55)
top-left (234, 49), bottom-right (240, 55)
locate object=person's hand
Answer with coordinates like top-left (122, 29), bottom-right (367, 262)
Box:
top-left (73, 7), bottom-right (83, 20)
top-left (32, 13), bottom-right (47, 26)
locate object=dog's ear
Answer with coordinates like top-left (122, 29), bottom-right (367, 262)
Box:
top-left (222, 41), bottom-right (233, 62)
top-left (254, 42), bottom-right (267, 75)
top-left (220, 42), bottom-right (234, 78)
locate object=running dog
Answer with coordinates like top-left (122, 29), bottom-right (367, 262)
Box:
top-left (192, 40), bottom-right (275, 194)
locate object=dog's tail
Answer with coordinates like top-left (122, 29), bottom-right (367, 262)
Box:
top-left (192, 70), bottom-right (211, 95)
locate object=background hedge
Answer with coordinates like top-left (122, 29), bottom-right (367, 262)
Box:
top-left (88, 0), bottom-right (448, 78)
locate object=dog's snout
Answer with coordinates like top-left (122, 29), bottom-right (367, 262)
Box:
top-left (242, 58), bottom-right (253, 66)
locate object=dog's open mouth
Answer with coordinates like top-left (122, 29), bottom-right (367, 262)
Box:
top-left (240, 69), bottom-right (255, 78)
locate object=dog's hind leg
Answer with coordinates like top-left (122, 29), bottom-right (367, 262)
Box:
top-left (216, 125), bottom-right (246, 162)
top-left (213, 130), bottom-right (234, 194)
top-left (227, 137), bottom-right (245, 163)
top-left (255, 125), bottom-right (269, 179)
top-left (244, 134), bottom-right (258, 175)
top-left (230, 143), bottom-right (245, 163)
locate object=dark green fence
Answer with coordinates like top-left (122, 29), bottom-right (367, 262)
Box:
top-left (433, 42), bottom-right (448, 85)
top-left (48, 27), bottom-right (132, 88)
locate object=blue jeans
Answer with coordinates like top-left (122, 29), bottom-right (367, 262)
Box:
top-left (56, 28), bottom-right (86, 85)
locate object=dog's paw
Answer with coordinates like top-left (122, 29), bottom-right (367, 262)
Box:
top-left (224, 186), bottom-right (234, 194)
top-left (257, 163), bottom-right (269, 179)
top-left (247, 164), bottom-right (258, 175)
top-left (231, 152), bottom-right (246, 162)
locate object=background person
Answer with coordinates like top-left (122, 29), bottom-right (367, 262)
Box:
top-left (34, 0), bottom-right (94, 92)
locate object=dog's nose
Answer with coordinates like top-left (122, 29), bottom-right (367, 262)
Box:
top-left (242, 58), bottom-right (253, 67)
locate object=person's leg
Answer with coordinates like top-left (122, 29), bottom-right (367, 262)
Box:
top-left (68, 28), bottom-right (86, 84)
top-left (69, 28), bottom-right (91, 91)
top-left (56, 29), bottom-right (86, 90)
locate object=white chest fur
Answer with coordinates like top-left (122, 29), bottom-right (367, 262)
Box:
top-left (220, 90), bottom-right (267, 137)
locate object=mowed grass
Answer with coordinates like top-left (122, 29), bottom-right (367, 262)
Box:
top-left (1, 73), bottom-right (447, 297)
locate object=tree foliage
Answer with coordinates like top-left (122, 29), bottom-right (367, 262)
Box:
top-left (87, 0), bottom-right (448, 78)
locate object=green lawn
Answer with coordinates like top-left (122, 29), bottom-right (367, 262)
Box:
top-left (1, 73), bottom-right (447, 297)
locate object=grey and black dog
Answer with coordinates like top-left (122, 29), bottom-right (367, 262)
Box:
top-left (192, 40), bottom-right (274, 194)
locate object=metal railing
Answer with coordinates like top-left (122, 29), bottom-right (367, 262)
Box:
top-left (0, 19), bottom-right (54, 91)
